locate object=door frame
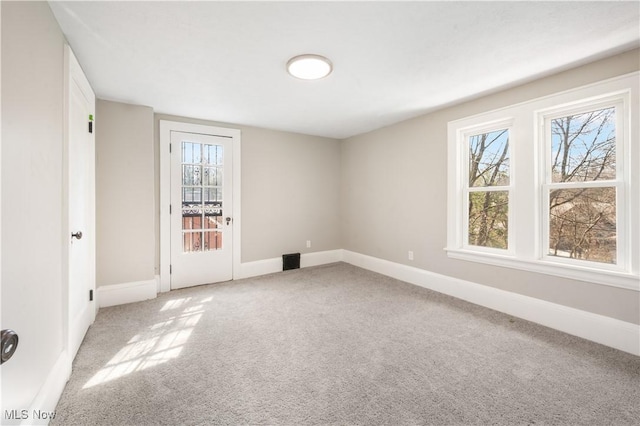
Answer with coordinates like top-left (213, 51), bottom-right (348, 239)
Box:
top-left (159, 120), bottom-right (241, 293)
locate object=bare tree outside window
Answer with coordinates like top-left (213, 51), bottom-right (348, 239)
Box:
top-left (467, 129), bottom-right (509, 249)
top-left (548, 107), bottom-right (617, 263)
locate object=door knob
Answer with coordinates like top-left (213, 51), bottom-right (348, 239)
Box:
top-left (71, 231), bottom-right (83, 240)
top-left (225, 217), bottom-right (232, 225)
top-left (1, 329), bottom-right (19, 365)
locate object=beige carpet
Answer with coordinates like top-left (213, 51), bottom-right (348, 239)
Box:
top-left (53, 263), bottom-right (640, 425)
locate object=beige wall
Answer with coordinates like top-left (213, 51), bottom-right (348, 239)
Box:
top-left (1, 0), bottom-right (66, 412)
top-left (96, 100), bottom-right (155, 286)
top-left (341, 49), bottom-right (640, 324)
top-left (153, 114), bottom-right (342, 270)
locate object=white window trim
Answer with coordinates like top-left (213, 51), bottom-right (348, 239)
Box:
top-left (447, 72), bottom-right (639, 291)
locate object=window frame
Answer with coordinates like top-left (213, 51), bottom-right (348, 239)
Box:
top-left (446, 72), bottom-right (638, 291)
top-left (460, 119), bottom-right (515, 255)
top-left (538, 95), bottom-right (628, 273)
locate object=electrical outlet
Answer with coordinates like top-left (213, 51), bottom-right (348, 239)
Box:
top-left (408, 251), bottom-right (414, 260)
top-left (306, 240), bottom-right (311, 248)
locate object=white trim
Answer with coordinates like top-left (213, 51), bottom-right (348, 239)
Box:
top-left (155, 274), bottom-right (161, 293)
top-left (237, 257), bottom-right (281, 279)
top-left (445, 248), bottom-right (639, 290)
top-left (22, 351), bottom-right (71, 425)
top-left (300, 249), bottom-right (343, 268)
top-left (342, 250), bottom-right (640, 356)
top-left (447, 72), bottom-right (639, 290)
top-left (236, 249), bottom-right (344, 279)
top-left (159, 120), bottom-right (241, 293)
top-left (96, 279), bottom-right (157, 308)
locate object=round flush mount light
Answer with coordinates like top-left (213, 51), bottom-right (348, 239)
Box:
top-left (287, 54), bottom-right (333, 80)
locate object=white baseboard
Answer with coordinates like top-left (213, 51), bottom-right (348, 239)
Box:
top-left (97, 279), bottom-right (157, 308)
top-left (237, 249), bottom-right (343, 279)
top-left (342, 250), bottom-right (640, 356)
top-left (17, 351), bottom-right (71, 425)
top-left (236, 257), bottom-right (281, 279)
top-left (300, 249), bottom-right (343, 268)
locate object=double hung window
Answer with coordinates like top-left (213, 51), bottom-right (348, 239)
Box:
top-left (447, 73), bottom-right (638, 290)
top-left (541, 99), bottom-right (624, 269)
top-left (463, 123), bottom-right (512, 252)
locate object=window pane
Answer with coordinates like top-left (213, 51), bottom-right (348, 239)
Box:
top-left (203, 166), bottom-right (222, 186)
top-left (203, 231), bottom-right (223, 251)
top-left (469, 129), bottom-right (509, 187)
top-left (182, 214), bottom-right (202, 230)
top-left (204, 212), bottom-right (222, 229)
top-left (182, 187), bottom-right (202, 204)
top-left (182, 142), bottom-right (193, 164)
top-left (551, 107), bottom-right (615, 183)
top-left (204, 145), bottom-right (223, 165)
top-left (183, 165), bottom-right (202, 186)
top-left (468, 191), bottom-right (508, 249)
top-left (549, 187), bottom-right (616, 264)
top-left (182, 142), bottom-right (201, 164)
top-left (204, 201), bottom-right (222, 230)
top-left (182, 207), bottom-right (202, 230)
top-left (183, 232), bottom-right (202, 252)
top-left (204, 188), bottom-right (222, 204)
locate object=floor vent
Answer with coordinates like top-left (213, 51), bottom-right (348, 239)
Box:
top-left (282, 253), bottom-right (301, 271)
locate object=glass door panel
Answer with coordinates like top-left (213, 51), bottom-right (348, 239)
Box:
top-left (181, 141), bottom-right (224, 253)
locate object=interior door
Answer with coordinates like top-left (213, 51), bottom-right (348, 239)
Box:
top-left (170, 131), bottom-right (233, 289)
top-left (66, 46), bottom-right (96, 360)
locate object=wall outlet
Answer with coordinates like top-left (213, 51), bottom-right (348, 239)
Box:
top-left (408, 251), bottom-right (414, 260)
top-left (306, 240), bottom-right (311, 248)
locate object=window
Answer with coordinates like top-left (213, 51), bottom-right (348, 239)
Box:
top-left (447, 73), bottom-right (638, 290)
top-left (463, 124), bottom-right (512, 252)
top-left (541, 100), bottom-right (624, 269)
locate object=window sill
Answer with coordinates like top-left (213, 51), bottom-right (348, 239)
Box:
top-left (445, 248), bottom-right (639, 291)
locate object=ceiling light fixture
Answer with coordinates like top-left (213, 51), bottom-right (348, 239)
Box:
top-left (287, 54), bottom-right (333, 80)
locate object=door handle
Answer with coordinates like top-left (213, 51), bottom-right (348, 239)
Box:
top-left (71, 231), bottom-right (83, 240)
top-left (225, 217), bottom-right (232, 226)
top-left (1, 329), bottom-right (19, 365)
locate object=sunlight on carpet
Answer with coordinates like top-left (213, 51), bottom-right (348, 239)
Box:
top-left (83, 297), bottom-right (206, 388)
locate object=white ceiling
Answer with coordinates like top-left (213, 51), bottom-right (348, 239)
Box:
top-left (49, 1), bottom-right (640, 139)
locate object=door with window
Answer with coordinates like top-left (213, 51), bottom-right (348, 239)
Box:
top-left (170, 131), bottom-right (233, 289)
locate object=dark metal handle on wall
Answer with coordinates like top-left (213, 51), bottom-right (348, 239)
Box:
top-left (72, 231), bottom-right (83, 240)
top-left (1, 329), bottom-right (19, 365)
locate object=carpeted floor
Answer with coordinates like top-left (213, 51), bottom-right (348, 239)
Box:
top-left (53, 262), bottom-right (640, 425)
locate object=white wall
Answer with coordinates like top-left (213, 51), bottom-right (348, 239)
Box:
top-left (96, 100), bottom-right (155, 287)
top-left (341, 49), bottom-right (640, 324)
top-left (1, 0), bottom-right (66, 417)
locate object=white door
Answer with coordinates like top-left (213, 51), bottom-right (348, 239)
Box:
top-left (170, 131), bottom-right (233, 289)
top-left (66, 46), bottom-right (96, 360)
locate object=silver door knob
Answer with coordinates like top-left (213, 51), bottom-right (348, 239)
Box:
top-left (1, 329), bottom-right (19, 364)
top-left (71, 231), bottom-right (83, 240)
